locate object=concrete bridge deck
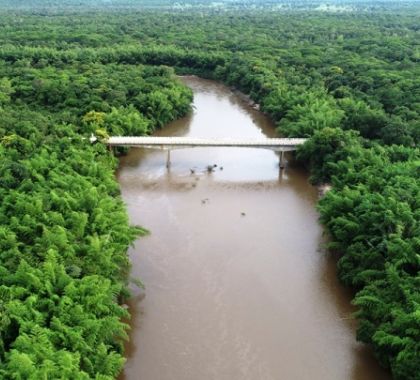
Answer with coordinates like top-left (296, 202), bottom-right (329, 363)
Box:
top-left (91, 136), bottom-right (307, 168)
top-left (92, 136), bottom-right (307, 152)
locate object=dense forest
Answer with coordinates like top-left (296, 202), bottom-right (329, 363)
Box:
top-left (0, 1), bottom-right (419, 379)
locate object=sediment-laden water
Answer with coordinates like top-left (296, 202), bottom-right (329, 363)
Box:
top-left (117, 77), bottom-right (390, 380)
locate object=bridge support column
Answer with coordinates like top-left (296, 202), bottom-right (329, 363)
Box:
top-left (166, 150), bottom-right (171, 168)
top-left (279, 151), bottom-right (285, 169)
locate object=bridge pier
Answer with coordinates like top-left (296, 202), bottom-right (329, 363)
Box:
top-left (166, 150), bottom-right (171, 168)
top-left (279, 151), bottom-right (285, 169)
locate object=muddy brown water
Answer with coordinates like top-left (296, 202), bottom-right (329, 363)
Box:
top-left (117, 77), bottom-right (391, 380)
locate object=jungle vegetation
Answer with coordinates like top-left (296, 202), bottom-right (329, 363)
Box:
top-left (0, 1), bottom-right (419, 379)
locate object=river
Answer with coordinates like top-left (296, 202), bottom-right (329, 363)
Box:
top-left (117, 76), bottom-right (391, 380)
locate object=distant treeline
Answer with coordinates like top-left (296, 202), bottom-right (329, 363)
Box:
top-left (0, 0), bottom-right (419, 11)
top-left (0, 4), bottom-right (419, 380)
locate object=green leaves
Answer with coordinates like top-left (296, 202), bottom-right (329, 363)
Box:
top-left (0, 38), bottom-right (195, 377)
top-left (296, 127), bottom-right (362, 184)
top-left (352, 271), bottom-right (420, 379)
top-left (0, 5), bottom-right (418, 379)
top-left (277, 95), bottom-right (344, 137)
top-left (0, 78), bottom-right (14, 106)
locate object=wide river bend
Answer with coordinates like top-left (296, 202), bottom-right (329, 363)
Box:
top-left (117, 77), bottom-right (390, 380)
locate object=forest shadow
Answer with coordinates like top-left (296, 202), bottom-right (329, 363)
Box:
top-left (317, 241), bottom-right (392, 380)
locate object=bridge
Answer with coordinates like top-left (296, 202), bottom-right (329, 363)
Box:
top-left (90, 136), bottom-right (307, 168)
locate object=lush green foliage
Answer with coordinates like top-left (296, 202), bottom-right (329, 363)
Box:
top-left (0, 1), bottom-right (418, 379)
top-left (0, 32), bottom-right (192, 379)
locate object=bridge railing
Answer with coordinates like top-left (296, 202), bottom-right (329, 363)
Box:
top-left (91, 135), bottom-right (306, 150)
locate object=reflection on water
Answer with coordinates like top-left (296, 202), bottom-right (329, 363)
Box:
top-left (117, 77), bottom-right (390, 380)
